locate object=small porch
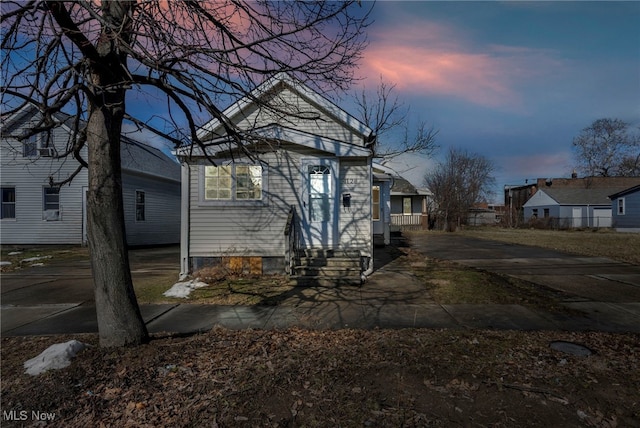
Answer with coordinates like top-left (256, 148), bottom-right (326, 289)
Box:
top-left (390, 213), bottom-right (428, 231)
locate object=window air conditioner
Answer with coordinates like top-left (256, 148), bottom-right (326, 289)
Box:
top-left (43, 210), bottom-right (60, 221)
top-left (38, 147), bottom-right (54, 157)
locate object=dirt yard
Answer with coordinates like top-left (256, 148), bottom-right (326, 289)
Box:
top-left (2, 329), bottom-right (638, 427)
top-left (2, 230), bottom-right (639, 426)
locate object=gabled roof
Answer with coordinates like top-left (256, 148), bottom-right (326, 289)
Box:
top-left (1, 104), bottom-right (78, 136)
top-left (391, 176), bottom-right (420, 195)
top-left (176, 124), bottom-right (370, 158)
top-left (2, 103), bottom-right (179, 182)
top-left (530, 187), bottom-right (633, 206)
top-left (609, 184), bottom-right (640, 199)
top-left (121, 136), bottom-right (180, 182)
top-left (196, 73), bottom-right (373, 141)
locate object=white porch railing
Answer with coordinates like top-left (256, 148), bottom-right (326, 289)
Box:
top-left (390, 214), bottom-right (423, 226)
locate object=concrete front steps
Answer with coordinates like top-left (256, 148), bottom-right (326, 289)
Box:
top-left (291, 249), bottom-right (362, 287)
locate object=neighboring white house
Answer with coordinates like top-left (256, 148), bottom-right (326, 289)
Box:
top-left (609, 185), bottom-right (640, 232)
top-left (523, 187), bottom-right (626, 228)
top-left (175, 73), bottom-right (375, 280)
top-left (1, 105), bottom-right (181, 246)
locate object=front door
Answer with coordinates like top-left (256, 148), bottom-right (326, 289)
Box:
top-left (572, 207), bottom-right (582, 228)
top-left (301, 159), bottom-right (337, 248)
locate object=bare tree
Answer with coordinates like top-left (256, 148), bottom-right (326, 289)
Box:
top-left (1, 1), bottom-right (370, 347)
top-left (424, 147), bottom-right (495, 232)
top-left (572, 118), bottom-right (640, 177)
top-left (353, 77), bottom-right (438, 163)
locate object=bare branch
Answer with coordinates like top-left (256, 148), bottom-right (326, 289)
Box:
top-left (572, 118), bottom-right (639, 177)
top-left (355, 76), bottom-right (439, 162)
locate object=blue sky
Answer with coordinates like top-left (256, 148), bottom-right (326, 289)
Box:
top-left (351, 1), bottom-right (640, 201)
top-left (117, 1), bottom-right (639, 203)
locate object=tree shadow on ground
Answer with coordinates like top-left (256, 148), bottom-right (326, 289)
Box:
top-left (255, 233), bottom-right (433, 329)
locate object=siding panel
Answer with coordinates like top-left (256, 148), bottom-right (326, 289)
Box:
top-left (1, 111), bottom-right (181, 246)
top-left (338, 159), bottom-right (372, 255)
top-left (218, 88), bottom-right (365, 146)
top-left (1, 120), bottom-right (86, 244)
top-left (122, 173), bottom-right (181, 246)
top-left (189, 149), bottom-right (303, 257)
top-left (188, 147), bottom-right (373, 257)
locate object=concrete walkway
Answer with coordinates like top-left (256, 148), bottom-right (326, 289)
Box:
top-left (2, 236), bottom-right (640, 337)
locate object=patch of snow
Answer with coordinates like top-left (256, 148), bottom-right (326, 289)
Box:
top-left (24, 340), bottom-right (86, 376)
top-left (8, 251), bottom-right (22, 256)
top-left (163, 279), bottom-right (209, 298)
top-left (0, 261), bottom-right (11, 266)
top-left (22, 255), bottom-right (53, 263)
top-left (30, 263), bottom-right (45, 267)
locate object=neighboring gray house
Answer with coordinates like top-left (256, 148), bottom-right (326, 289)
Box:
top-left (609, 185), bottom-right (640, 232)
top-left (390, 176), bottom-right (430, 231)
top-left (372, 165), bottom-right (392, 246)
top-left (523, 187), bottom-right (622, 228)
top-left (1, 105), bottom-right (181, 246)
top-left (175, 73), bottom-right (375, 281)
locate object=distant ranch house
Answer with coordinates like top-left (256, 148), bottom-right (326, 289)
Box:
top-left (1, 105), bottom-right (181, 246)
top-left (176, 74), bottom-right (376, 284)
top-left (523, 183), bottom-right (640, 229)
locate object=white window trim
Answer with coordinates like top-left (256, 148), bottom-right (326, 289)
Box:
top-left (135, 190), bottom-right (146, 222)
top-left (23, 134), bottom-right (40, 158)
top-left (1, 187), bottom-right (16, 220)
top-left (372, 185), bottom-right (380, 221)
top-left (403, 197), bottom-right (412, 215)
top-left (198, 160), bottom-right (268, 207)
top-left (618, 197), bottom-right (625, 215)
top-left (42, 186), bottom-right (60, 221)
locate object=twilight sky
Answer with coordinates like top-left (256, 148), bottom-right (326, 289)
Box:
top-left (349, 1), bottom-right (640, 201)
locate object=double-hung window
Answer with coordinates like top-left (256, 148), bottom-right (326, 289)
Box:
top-left (23, 134), bottom-right (39, 158)
top-left (43, 187), bottom-right (60, 221)
top-left (1, 187), bottom-right (16, 219)
top-left (617, 198), bottom-right (625, 215)
top-left (372, 186), bottom-right (380, 221)
top-left (136, 191), bottom-right (145, 221)
top-left (203, 164), bottom-right (263, 202)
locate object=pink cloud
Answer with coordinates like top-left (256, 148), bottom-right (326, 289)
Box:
top-left (360, 21), bottom-right (564, 110)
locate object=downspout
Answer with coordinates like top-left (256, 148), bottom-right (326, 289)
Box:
top-left (179, 161), bottom-right (191, 279)
top-left (361, 141), bottom-right (375, 283)
top-left (360, 257), bottom-right (374, 283)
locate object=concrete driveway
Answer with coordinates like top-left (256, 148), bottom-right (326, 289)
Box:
top-left (406, 233), bottom-right (640, 302)
top-left (406, 232), bottom-right (640, 329)
top-left (2, 236), bottom-right (640, 336)
top-left (1, 246), bottom-right (180, 334)
top-left (1, 246), bottom-right (180, 307)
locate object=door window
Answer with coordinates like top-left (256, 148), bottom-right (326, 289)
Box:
top-left (309, 165), bottom-right (331, 222)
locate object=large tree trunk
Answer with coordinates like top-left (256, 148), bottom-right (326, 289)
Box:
top-left (86, 98), bottom-right (149, 347)
top-left (85, 0), bottom-right (148, 347)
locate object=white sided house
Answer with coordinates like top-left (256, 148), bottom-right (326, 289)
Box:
top-left (523, 188), bottom-right (616, 228)
top-left (176, 74), bottom-right (376, 284)
top-left (1, 105), bottom-right (181, 246)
